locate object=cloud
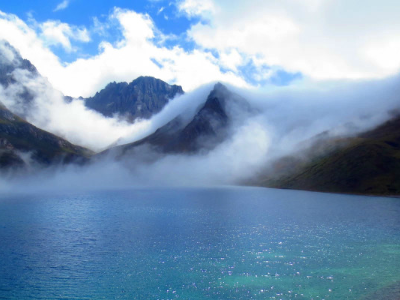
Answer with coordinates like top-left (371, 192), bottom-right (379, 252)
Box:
top-left (219, 49), bottom-right (243, 72)
top-left (157, 7), bottom-right (165, 15)
top-left (1, 0), bottom-right (400, 99)
top-left (0, 58), bottom-right (154, 151)
top-left (92, 17), bottom-right (110, 36)
top-left (40, 20), bottom-right (90, 52)
top-left (0, 11), bottom-right (63, 85)
top-left (54, 0), bottom-right (70, 12)
top-left (184, 0), bottom-right (400, 81)
top-left (0, 9), bottom-right (249, 97)
top-left (177, 0), bottom-right (216, 18)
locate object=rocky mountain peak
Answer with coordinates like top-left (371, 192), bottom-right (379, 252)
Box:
top-left (85, 76), bottom-right (184, 122)
top-left (106, 83), bottom-right (253, 157)
top-left (0, 40), bottom-right (38, 77)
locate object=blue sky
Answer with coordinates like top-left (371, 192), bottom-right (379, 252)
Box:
top-left (2, 0), bottom-right (192, 34)
top-left (2, 0), bottom-right (196, 59)
top-left (0, 0), bottom-right (304, 94)
top-left (0, 0), bottom-right (399, 97)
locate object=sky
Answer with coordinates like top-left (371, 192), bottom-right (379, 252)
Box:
top-left (0, 0), bottom-right (400, 98)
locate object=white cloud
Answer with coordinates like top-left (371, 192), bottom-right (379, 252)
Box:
top-left (54, 0), bottom-right (70, 12)
top-left (0, 11), bottom-right (63, 83)
top-left (2, 0), bottom-right (400, 99)
top-left (185, 0), bottom-right (400, 80)
top-left (0, 9), bottom-right (249, 97)
top-left (177, 0), bottom-right (216, 18)
top-left (363, 34), bottom-right (400, 70)
top-left (92, 17), bottom-right (109, 36)
top-left (40, 20), bottom-right (90, 52)
top-left (219, 49), bottom-right (243, 72)
top-left (157, 7), bottom-right (165, 14)
top-left (0, 67), bottom-right (153, 151)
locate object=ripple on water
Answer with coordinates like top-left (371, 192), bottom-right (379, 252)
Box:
top-left (0, 188), bottom-right (399, 299)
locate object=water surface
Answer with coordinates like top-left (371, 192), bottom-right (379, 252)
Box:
top-left (0, 187), bottom-right (399, 299)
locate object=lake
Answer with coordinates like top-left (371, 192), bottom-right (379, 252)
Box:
top-left (0, 187), bottom-right (399, 299)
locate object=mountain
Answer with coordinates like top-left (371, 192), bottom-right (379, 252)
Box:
top-left (0, 102), bottom-right (92, 170)
top-left (0, 41), bottom-right (38, 118)
top-left (104, 83), bottom-right (251, 157)
top-left (257, 114), bottom-right (400, 196)
top-left (0, 41), bottom-right (92, 171)
top-left (0, 41), bottom-right (38, 88)
top-left (85, 76), bottom-right (184, 122)
top-left (5, 40), bottom-right (400, 196)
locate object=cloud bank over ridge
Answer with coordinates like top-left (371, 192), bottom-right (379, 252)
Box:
top-left (2, 65), bottom-right (400, 191)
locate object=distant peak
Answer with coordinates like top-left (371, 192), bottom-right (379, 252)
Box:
top-left (213, 82), bottom-right (228, 91)
top-left (91, 76), bottom-right (184, 100)
top-left (208, 82), bottom-right (231, 101)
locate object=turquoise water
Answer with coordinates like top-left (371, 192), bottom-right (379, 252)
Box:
top-left (0, 187), bottom-right (399, 299)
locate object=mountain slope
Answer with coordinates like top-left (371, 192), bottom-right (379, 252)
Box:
top-left (104, 83), bottom-right (250, 157)
top-left (0, 40), bottom-right (38, 118)
top-left (0, 102), bottom-right (92, 170)
top-left (85, 76), bottom-right (184, 122)
top-left (258, 115), bottom-right (400, 195)
top-left (0, 41), bottom-right (38, 88)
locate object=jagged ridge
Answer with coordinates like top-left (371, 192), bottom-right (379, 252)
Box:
top-left (85, 76), bottom-right (184, 122)
top-left (104, 82), bottom-right (250, 157)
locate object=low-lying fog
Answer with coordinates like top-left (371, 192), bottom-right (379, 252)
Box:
top-left (1, 66), bottom-right (400, 192)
